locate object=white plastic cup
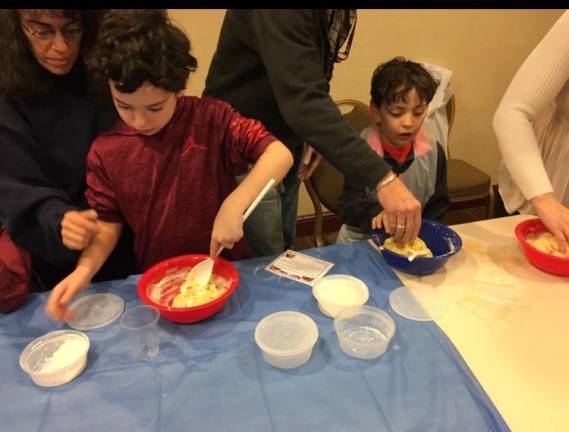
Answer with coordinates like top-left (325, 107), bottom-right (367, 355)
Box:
top-left (255, 311), bottom-right (318, 369)
top-left (121, 305), bottom-right (160, 361)
top-left (312, 275), bottom-right (369, 318)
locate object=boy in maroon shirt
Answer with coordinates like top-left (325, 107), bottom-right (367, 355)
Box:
top-left (45, 10), bottom-right (293, 321)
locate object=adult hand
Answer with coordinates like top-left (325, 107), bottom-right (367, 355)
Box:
top-left (531, 193), bottom-right (569, 254)
top-left (371, 211), bottom-right (385, 231)
top-left (376, 176), bottom-right (421, 244)
top-left (45, 267), bottom-right (92, 321)
top-left (298, 145), bottom-right (323, 181)
top-left (61, 209), bottom-right (99, 250)
top-left (210, 198), bottom-right (245, 258)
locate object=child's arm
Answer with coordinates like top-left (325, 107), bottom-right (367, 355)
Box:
top-left (45, 220), bottom-right (123, 321)
top-left (210, 140), bottom-right (293, 256)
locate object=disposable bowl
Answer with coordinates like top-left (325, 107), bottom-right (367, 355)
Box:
top-left (372, 219), bottom-right (462, 276)
top-left (515, 218), bottom-right (569, 276)
top-left (255, 311), bottom-right (318, 369)
top-left (334, 305), bottom-right (396, 359)
top-left (137, 254), bottom-right (239, 324)
top-left (312, 274), bottom-right (369, 318)
top-left (19, 330), bottom-right (90, 387)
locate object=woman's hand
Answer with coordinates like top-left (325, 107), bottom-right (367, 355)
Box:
top-left (45, 267), bottom-right (92, 321)
top-left (61, 209), bottom-right (100, 250)
top-left (376, 176), bottom-right (421, 244)
top-left (532, 193), bottom-right (569, 253)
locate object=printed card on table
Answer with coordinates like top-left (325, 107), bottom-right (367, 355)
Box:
top-left (265, 249), bottom-right (334, 286)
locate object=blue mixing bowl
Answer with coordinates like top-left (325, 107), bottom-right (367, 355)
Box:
top-left (371, 220), bottom-right (462, 276)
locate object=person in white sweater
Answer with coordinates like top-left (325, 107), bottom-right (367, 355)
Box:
top-left (493, 10), bottom-right (569, 253)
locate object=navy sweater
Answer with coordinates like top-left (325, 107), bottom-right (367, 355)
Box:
top-left (0, 64), bottom-right (127, 287)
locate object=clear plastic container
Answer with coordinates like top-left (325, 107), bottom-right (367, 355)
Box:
top-left (312, 275), bottom-right (369, 318)
top-left (334, 305), bottom-right (395, 359)
top-left (19, 330), bottom-right (90, 387)
top-left (255, 311), bottom-right (318, 369)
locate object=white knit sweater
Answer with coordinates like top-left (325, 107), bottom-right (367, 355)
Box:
top-left (493, 10), bottom-right (569, 214)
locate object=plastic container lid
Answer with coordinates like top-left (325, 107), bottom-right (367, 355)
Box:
top-left (255, 311), bottom-right (318, 358)
top-left (389, 285), bottom-right (448, 321)
top-left (65, 293), bottom-right (125, 330)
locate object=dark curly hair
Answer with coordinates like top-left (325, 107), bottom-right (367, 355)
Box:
top-left (370, 57), bottom-right (440, 108)
top-left (86, 9), bottom-right (198, 95)
top-left (0, 9), bottom-right (104, 98)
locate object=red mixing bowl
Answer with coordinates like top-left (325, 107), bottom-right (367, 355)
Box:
top-left (515, 218), bottom-right (569, 277)
top-left (137, 254), bottom-right (240, 323)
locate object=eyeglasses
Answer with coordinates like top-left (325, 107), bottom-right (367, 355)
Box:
top-left (21, 21), bottom-right (83, 42)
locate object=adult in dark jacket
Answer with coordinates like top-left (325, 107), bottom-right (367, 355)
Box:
top-left (0, 9), bottom-right (135, 313)
top-left (204, 9), bottom-right (422, 256)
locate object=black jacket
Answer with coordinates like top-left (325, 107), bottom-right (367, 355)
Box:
top-left (0, 64), bottom-right (133, 287)
top-left (204, 9), bottom-right (391, 189)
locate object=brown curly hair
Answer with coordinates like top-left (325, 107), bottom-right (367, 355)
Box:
top-left (370, 57), bottom-right (440, 108)
top-left (0, 9), bottom-right (104, 98)
top-left (86, 9), bottom-right (198, 95)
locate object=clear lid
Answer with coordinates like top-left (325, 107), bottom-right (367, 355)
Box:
top-left (65, 293), bottom-right (125, 330)
top-left (388, 284), bottom-right (448, 321)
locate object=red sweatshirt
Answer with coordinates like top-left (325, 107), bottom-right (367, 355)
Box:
top-left (86, 96), bottom-right (276, 271)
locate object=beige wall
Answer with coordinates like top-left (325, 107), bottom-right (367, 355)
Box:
top-left (169, 9), bottom-right (565, 217)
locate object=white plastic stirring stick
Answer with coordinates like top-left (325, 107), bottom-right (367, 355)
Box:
top-left (182, 178), bottom-right (276, 294)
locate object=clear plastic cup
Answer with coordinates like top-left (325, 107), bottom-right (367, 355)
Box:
top-left (121, 305), bottom-right (160, 361)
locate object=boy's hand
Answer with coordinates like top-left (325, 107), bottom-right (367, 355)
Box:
top-left (376, 176), bottom-right (421, 245)
top-left (532, 193), bottom-right (569, 254)
top-left (45, 268), bottom-right (92, 321)
top-left (61, 209), bottom-right (100, 250)
top-left (210, 200), bottom-right (245, 258)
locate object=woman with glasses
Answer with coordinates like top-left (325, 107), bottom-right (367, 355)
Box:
top-left (0, 9), bottom-right (136, 313)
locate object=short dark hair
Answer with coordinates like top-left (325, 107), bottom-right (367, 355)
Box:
top-left (370, 57), bottom-right (439, 108)
top-left (86, 9), bottom-right (198, 94)
top-left (0, 9), bottom-right (103, 98)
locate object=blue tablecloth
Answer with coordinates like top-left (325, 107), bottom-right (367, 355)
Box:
top-left (0, 242), bottom-right (509, 432)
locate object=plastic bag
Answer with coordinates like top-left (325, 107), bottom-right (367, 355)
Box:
top-left (422, 63), bottom-right (453, 156)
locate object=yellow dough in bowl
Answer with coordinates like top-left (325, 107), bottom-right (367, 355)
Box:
top-left (527, 232), bottom-right (569, 258)
top-left (171, 275), bottom-right (228, 308)
top-left (383, 236), bottom-right (433, 258)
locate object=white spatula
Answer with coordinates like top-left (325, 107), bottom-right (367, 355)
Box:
top-left (182, 178), bottom-right (276, 294)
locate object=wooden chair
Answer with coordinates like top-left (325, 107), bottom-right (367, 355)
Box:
top-left (303, 99), bottom-right (375, 247)
top-left (445, 95), bottom-right (494, 219)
